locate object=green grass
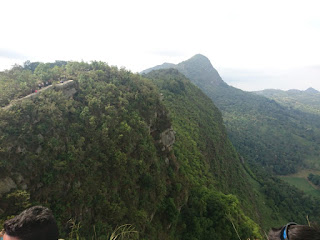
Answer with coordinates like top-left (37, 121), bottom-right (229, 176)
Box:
top-left (280, 176), bottom-right (320, 197)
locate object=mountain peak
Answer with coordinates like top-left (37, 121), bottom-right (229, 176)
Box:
top-left (141, 54), bottom-right (226, 87)
top-left (176, 54), bottom-right (226, 87)
top-left (181, 54), bottom-right (212, 67)
top-left (190, 54), bottom-right (210, 61)
top-left (305, 87), bottom-right (319, 94)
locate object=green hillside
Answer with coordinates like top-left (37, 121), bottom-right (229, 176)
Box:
top-left (143, 55), bottom-right (320, 229)
top-left (0, 62), bottom-right (261, 239)
top-left (143, 54), bottom-right (320, 175)
top-left (143, 68), bottom-right (320, 228)
top-left (1, 60), bottom-right (320, 239)
top-left (145, 68), bottom-right (263, 239)
top-left (254, 88), bottom-right (320, 115)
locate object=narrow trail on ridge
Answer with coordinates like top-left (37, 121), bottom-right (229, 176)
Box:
top-left (1, 80), bottom-right (74, 110)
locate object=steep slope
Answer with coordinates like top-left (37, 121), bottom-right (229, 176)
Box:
top-left (0, 62), bottom-right (262, 240)
top-left (145, 69), bottom-right (251, 198)
top-left (255, 88), bottom-right (320, 115)
top-left (145, 64), bottom-right (319, 231)
top-left (143, 54), bottom-right (320, 175)
top-left (144, 69), bottom-right (261, 239)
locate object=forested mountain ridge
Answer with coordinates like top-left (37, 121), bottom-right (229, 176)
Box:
top-left (1, 60), bottom-right (319, 239)
top-left (145, 69), bottom-right (264, 239)
top-left (254, 88), bottom-right (320, 115)
top-left (143, 54), bottom-right (320, 175)
top-left (0, 62), bottom-right (262, 239)
top-left (143, 68), bottom-right (320, 231)
top-left (145, 69), bottom-right (257, 206)
top-left (0, 61), bottom-right (68, 107)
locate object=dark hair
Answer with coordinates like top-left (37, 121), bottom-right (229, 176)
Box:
top-left (268, 224), bottom-right (320, 240)
top-left (4, 206), bottom-right (59, 240)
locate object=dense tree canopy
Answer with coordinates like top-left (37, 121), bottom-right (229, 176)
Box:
top-left (0, 62), bottom-right (262, 239)
top-left (143, 54), bottom-right (320, 175)
top-left (1, 61), bottom-right (319, 239)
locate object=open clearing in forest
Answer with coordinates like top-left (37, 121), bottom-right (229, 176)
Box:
top-left (280, 169), bottom-right (320, 197)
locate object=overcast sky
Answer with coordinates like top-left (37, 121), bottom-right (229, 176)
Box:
top-left (1, 0), bottom-right (320, 91)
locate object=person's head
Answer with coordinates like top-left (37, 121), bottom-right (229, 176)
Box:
top-left (268, 222), bottom-right (320, 240)
top-left (3, 206), bottom-right (58, 240)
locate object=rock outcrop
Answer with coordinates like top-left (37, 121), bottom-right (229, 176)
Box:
top-left (160, 127), bottom-right (175, 151)
top-left (53, 80), bottom-right (77, 98)
top-left (0, 177), bottom-right (17, 197)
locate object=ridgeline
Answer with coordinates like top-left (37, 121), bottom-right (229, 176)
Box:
top-left (0, 58), bottom-right (319, 239)
top-left (143, 54), bottom-right (320, 175)
top-left (0, 61), bottom-right (261, 239)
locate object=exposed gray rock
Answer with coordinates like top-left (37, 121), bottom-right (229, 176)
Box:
top-left (16, 146), bottom-right (26, 154)
top-left (0, 177), bottom-right (17, 196)
top-left (160, 127), bottom-right (175, 151)
top-left (64, 87), bottom-right (77, 98)
top-left (14, 174), bottom-right (28, 190)
top-left (36, 145), bottom-right (42, 154)
top-left (38, 134), bottom-right (44, 142)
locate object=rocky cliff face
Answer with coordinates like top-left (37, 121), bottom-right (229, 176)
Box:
top-left (0, 177), bottom-right (17, 196)
top-left (160, 127), bottom-right (175, 151)
top-left (148, 97), bottom-right (175, 152)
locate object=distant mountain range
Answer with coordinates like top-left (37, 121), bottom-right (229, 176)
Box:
top-left (254, 87), bottom-right (320, 115)
top-left (257, 87), bottom-right (319, 94)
